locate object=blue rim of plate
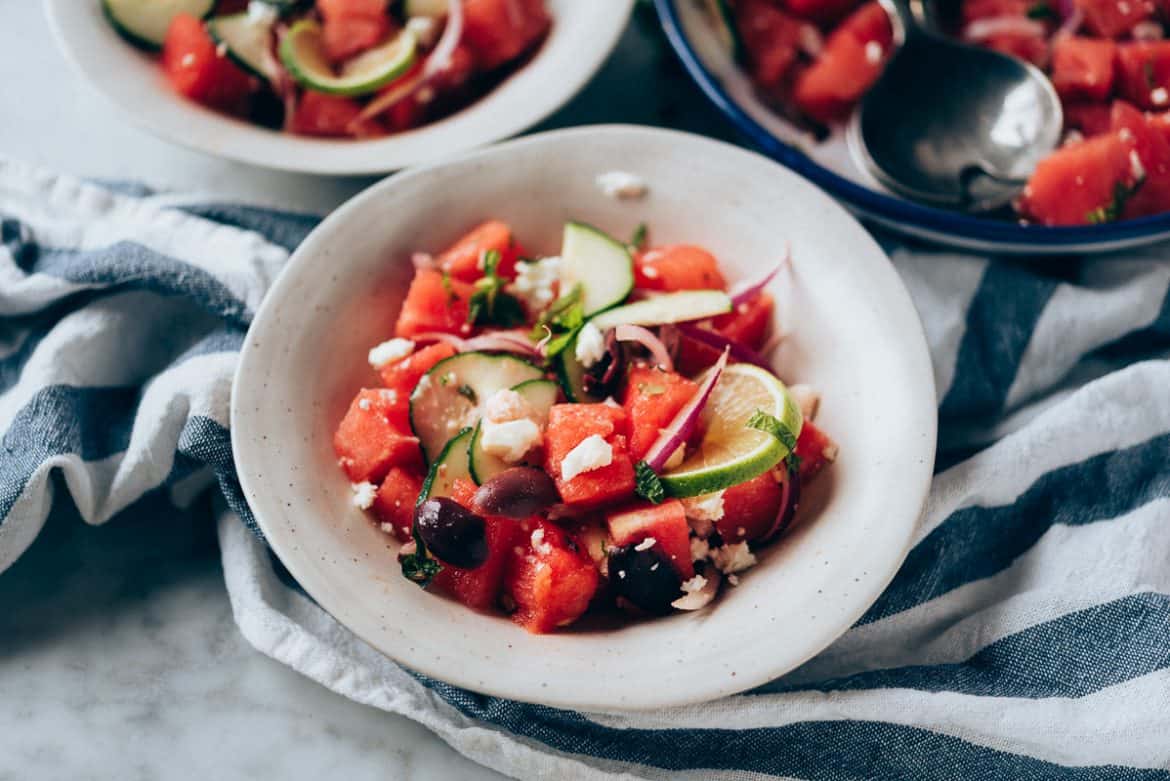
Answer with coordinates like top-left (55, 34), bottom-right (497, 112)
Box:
top-left (655, 0), bottom-right (1170, 249)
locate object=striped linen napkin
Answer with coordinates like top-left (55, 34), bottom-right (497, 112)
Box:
top-left (2, 158), bottom-right (1168, 780)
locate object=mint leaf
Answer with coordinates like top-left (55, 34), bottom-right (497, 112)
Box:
top-left (468, 249), bottom-right (525, 327)
top-left (746, 408), bottom-right (797, 452)
top-left (634, 460), bottom-right (666, 504)
top-left (1026, 2), bottom-right (1055, 18)
top-left (1086, 178), bottom-right (1144, 225)
top-left (628, 222), bottom-right (648, 252)
top-left (401, 519), bottom-right (443, 587)
top-left (531, 284), bottom-right (586, 359)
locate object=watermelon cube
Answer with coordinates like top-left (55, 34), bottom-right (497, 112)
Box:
top-left (793, 2), bottom-right (893, 122)
top-left (372, 467), bottom-right (423, 541)
top-left (1075, 0), bottom-right (1154, 38)
top-left (634, 244), bottom-right (727, 292)
top-left (463, 0), bottom-right (551, 70)
top-left (717, 470), bottom-right (787, 543)
top-left (505, 520), bottom-right (599, 633)
top-left (1115, 42), bottom-right (1170, 111)
top-left (436, 220), bottom-right (522, 283)
top-left (620, 366), bottom-right (699, 460)
top-left (334, 389), bottom-right (422, 483)
top-left (794, 419), bottom-right (839, 483)
top-left (1051, 37), bottom-right (1116, 102)
top-left (607, 500), bottom-right (694, 579)
top-left (394, 269), bottom-right (474, 339)
top-left (734, 0), bottom-right (808, 91)
top-left (1018, 132), bottom-right (1140, 225)
top-left (544, 404), bottom-right (636, 508)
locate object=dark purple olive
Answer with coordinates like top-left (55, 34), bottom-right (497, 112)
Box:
top-left (608, 545), bottom-right (682, 614)
top-left (473, 467), bottom-right (559, 519)
top-left (582, 331), bottom-right (625, 398)
top-left (415, 498), bottom-right (488, 569)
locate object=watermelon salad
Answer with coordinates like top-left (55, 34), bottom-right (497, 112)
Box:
top-left (332, 218), bottom-right (838, 633)
top-left (712, 0), bottom-right (1170, 225)
top-left (102, 0), bottom-right (549, 138)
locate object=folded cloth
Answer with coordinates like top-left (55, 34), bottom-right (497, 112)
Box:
top-left (2, 158), bottom-right (1169, 779)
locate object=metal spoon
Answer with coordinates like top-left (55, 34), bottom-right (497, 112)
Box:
top-left (850, 0), bottom-right (1063, 212)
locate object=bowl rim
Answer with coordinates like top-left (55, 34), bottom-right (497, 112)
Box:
top-left (44, 0), bottom-right (634, 175)
top-left (653, 0), bottom-right (1170, 251)
top-left (231, 124), bottom-right (938, 709)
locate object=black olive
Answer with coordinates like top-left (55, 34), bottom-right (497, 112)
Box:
top-left (608, 545), bottom-right (683, 614)
top-left (582, 331), bottom-right (625, 398)
top-left (415, 498), bottom-right (488, 569)
top-left (473, 467), bottom-right (560, 519)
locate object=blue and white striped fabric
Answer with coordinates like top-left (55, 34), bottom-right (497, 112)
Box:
top-left (2, 157), bottom-right (1169, 779)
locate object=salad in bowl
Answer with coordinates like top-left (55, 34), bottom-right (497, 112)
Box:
top-left (100, 0), bottom-right (550, 138)
top-left (333, 218), bottom-right (837, 632)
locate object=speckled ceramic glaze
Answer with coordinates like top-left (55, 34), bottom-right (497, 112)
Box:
top-left (231, 126), bottom-right (937, 710)
top-left (44, 0), bottom-right (632, 175)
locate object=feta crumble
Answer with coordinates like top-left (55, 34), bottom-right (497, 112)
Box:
top-left (574, 321), bottom-right (607, 368)
top-left (561, 434), bottom-right (613, 481)
top-left (681, 491), bottom-right (725, 523)
top-left (484, 388), bottom-right (536, 424)
top-left (531, 528), bottom-right (553, 555)
top-left (596, 171), bottom-right (648, 200)
top-left (727, 574), bottom-right (741, 586)
top-left (481, 418), bottom-right (543, 463)
top-left (508, 257), bottom-right (562, 311)
top-left (690, 536), bottom-right (710, 562)
top-left (680, 574), bottom-right (708, 593)
top-left (351, 482), bottom-right (378, 510)
top-left (634, 537), bottom-right (657, 552)
top-left (1154, 87), bottom-right (1169, 106)
top-left (368, 337), bottom-right (415, 369)
top-left (247, 0), bottom-right (279, 24)
top-left (358, 398), bottom-right (372, 411)
top-left (710, 541), bottom-right (758, 574)
top-left (865, 41), bottom-right (883, 64)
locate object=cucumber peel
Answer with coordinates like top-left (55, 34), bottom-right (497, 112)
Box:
top-left (103, 0), bottom-right (215, 49)
top-left (559, 222), bottom-right (634, 318)
top-left (590, 290), bottom-right (733, 332)
top-left (207, 13), bottom-right (278, 81)
top-left (468, 379), bottom-right (559, 484)
top-left (280, 20), bottom-right (417, 97)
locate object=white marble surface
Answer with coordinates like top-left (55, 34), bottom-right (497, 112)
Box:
top-left (0, 2), bottom-right (731, 779)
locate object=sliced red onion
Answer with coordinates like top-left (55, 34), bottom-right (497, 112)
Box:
top-left (644, 348), bottom-right (729, 472)
top-left (614, 324), bottom-right (674, 372)
top-left (677, 324), bottom-right (772, 371)
top-left (1055, 0), bottom-right (1075, 19)
top-left (534, 324), bottom-right (553, 357)
top-left (797, 24), bottom-right (824, 58)
top-left (1055, 6), bottom-right (1084, 37)
top-left (1132, 20), bottom-right (1162, 41)
top-left (962, 16), bottom-right (1046, 41)
top-left (462, 332), bottom-right (540, 356)
top-left (411, 331), bottom-right (470, 350)
top-left (730, 248), bottom-right (789, 307)
top-left (761, 468), bottom-right (801, 543)
top-left (357, 69), bottom-right (428, 121)
top-left (425, 0), bottom-right (464, 76)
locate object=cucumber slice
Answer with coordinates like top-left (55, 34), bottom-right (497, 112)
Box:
top-left (206, 13), bottom-right (277, 81)
top-left (102, 0), bottom-right (215, 49)
top-left (280, 21), bottom-right (417, 97)
top-left (590, 290), bottom-right (733, 332)
top-left (409, 352), bottom-right (544, 464)
top-left (405, 0), bottom-right (449, 16)
top-left (560, 222), bottom-right (634, 317)
top-left (418, 428), bottom-right (473, 504)
top-left (703, 0), bottom-right (744, 62)
top-left (555, 332), bottom-right (601, 404)
top-left (468, 379), bottom-right (560, 484)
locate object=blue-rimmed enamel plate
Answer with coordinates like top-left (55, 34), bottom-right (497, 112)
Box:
top-left (655, 0), bottom-right (1170, 254)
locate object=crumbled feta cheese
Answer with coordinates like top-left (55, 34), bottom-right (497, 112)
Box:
top-left (1131, 149), bottom-right (1146, 181)
top-left (663, 443), bottom-right (686, 470)
top-left (603, 396), bottom-right (621, 408)
top-left (380, 389), bottom-right (398, 404)
top-left (481, 418), bottom-right (542, 463)
top-left (865, 41), bottom-right (883, 64)
top-left (1154, 87), bottom-right (1169, 106)
top-left (484, 388), bottom-right (535, 424)
top-left (681, 491), bottom-right (725, 523)
top-left (650, 562), bottom-right (660, 571)
top-left (380, 522), bottom-right (395, 534)
top-left (680, 574), bottom-right (708, 593)
top-left (574, 322), bottom-right (607, 368)
top-left (247, 0), bottom-right (279, 23)
top-left (358, 398), bottom-right (372, 411)
top-left (690, 536), bottom-right (710, 562)
top-left (596, 171), bottom-right (648, 200)
top-left (727, 574), bottom-right (740, 586)
top-left (508, 256), bottom-right (562, 311)
top-left (351, 482), bottom-right (378, 510)
top-left (710, 541), bottom-right (758, 574)
top-left (368, 338), bottom-right (414, 369)
top-left (617, 570), bottom-right (627, 579)
top-left (531, 528), bottom-right (553, 555)
top-left (560, 435), bottom-right (613, 481)
top-left (405, 15), bottom-right (440, 46)
top-left (634, 537), bottom-right (657, 552)
top-left (642, 266), bottom-right (659, 279)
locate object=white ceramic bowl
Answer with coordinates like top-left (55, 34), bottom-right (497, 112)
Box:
top-left (44, 1), bottom-right (632, 175)
top-left (231, 125), bottom-right (937, 710)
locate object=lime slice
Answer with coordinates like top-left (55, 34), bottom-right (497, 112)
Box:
top-left (660, 363), bottom-right (803, 497)
top-left (280, 21), bottom-right (417, 97)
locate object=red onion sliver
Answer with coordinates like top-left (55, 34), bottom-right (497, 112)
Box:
top-left (644, 348), bottom-right (729, 472)
top-left (614, 324), bottom-right (674, 372)
top-left (357, 69), bottom-right (428, 121)
top-left (425, 0), bottom-right (464, 77)
top-left (761, 468), bottom-right (801, 543)
top-left (534, 325), bottom-right (553, 357)
top-left (411, 331), bottom-right (470, 351)
top-left (1056, 5), bottom-right (1084, 37)
top-left (462, 333), bottom-right (540, 356)
top-left (729, 247), bottom-right (789, 307)
top-left (677, 324), bottom-right (772, 370)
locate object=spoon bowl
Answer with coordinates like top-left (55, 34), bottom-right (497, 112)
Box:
top-left (852, 0), bottom-right (1063, 211)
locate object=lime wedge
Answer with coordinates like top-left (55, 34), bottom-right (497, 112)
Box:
top-left (660, 363), bottom-right (803, 497)
top-left (280, 21), bottom-right (417, 97)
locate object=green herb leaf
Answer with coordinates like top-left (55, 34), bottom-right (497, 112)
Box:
top-left (628, 222), bottom-right (648, 252)
top-left (440, 270), bottom-right (458, 304)
top-left (634, 460), bottom-right (667, 504)
top-left (1086, 178), bottom-right (1145, 224)
top-left (746, 408), bottom-right (797, 452)
top-left (531, 283), bottom-right (586, 359)
top-left (400, 518), bottom-right (443, 587)
top-left (467, 249), bottom-right (526, 327)
top-left (1026, 2), bottom-right (1055, 18)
